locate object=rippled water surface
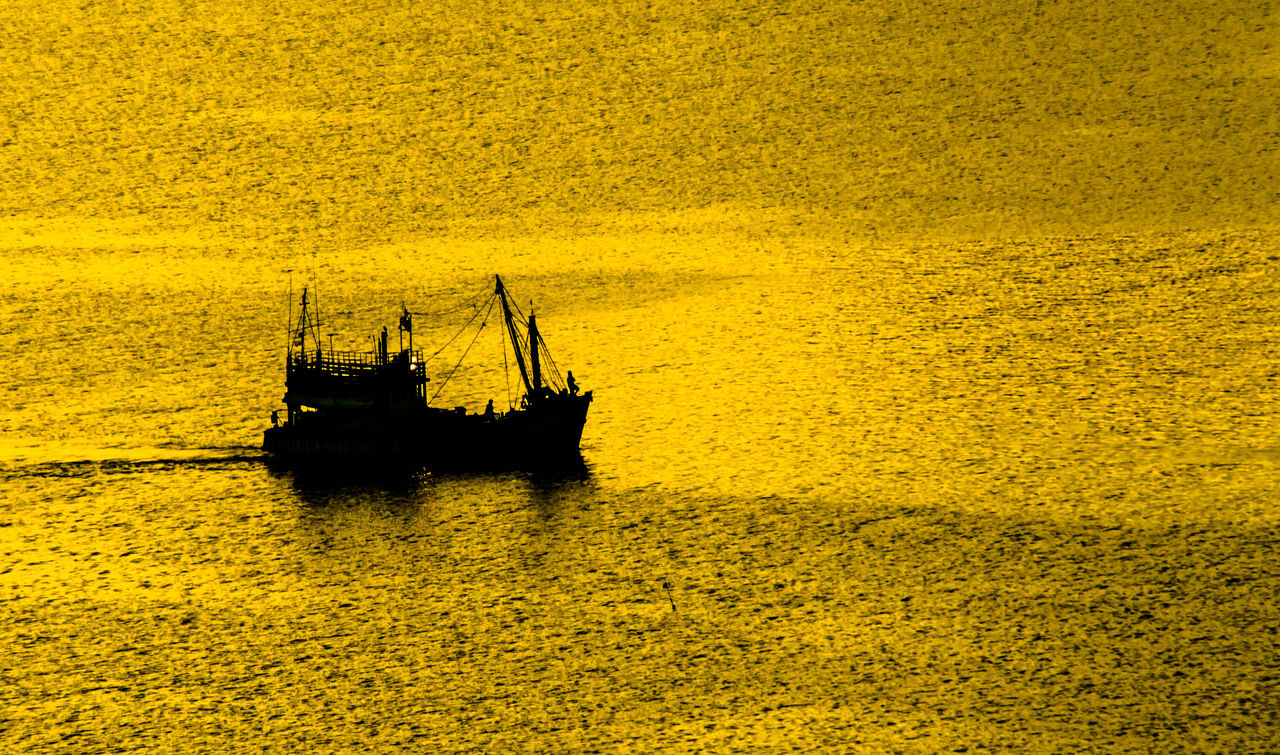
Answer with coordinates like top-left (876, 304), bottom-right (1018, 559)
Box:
top-left (2, 0), bottom-right (1279, 751)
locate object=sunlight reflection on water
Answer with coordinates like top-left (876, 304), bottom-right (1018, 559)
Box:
top-left (1, 0), bottom-right (1278, 747)
top-left (2, 225), bottom-right (1278, 751)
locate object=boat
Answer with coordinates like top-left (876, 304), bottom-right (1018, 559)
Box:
top-left (262, 275), bottom-right (592, 466)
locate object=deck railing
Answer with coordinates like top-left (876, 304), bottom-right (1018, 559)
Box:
top-left (288, 349), bottom-right (425, 381)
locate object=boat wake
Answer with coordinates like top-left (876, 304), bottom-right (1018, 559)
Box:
top-left (0, 446), bottom-right (270, 480)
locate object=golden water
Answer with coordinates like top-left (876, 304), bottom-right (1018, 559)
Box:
top-left (2, 0), bottom-right (1278, 750)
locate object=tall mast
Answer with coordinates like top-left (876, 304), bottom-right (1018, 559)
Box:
top-left (529, 312), bottom-right (542, 392)
top-left (297, 287), bottom-right (309, 360)
top-left (496, 275), bottom-right (534, 396)
top-left (313, 283), bottom-right (321, 357)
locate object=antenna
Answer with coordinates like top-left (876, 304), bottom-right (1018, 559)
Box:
top-left (312, 282), bottom-right (321, 353)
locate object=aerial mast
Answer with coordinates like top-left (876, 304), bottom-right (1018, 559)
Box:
top-left (496, 275), bottom-right (534, 397)
top-left (529, 312), bottom-right (542, 393)
top-left (297, 287), bottom-right (309, 361)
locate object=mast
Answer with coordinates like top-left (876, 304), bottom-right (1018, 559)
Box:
top-left (496, 275), bottom-right (534, 396)
top-left (297, 287), bottom-right (308, 361)
top-left (529, 312), bottom-right (542, 392)
top-left (313, 283), bottom-right (321, 358)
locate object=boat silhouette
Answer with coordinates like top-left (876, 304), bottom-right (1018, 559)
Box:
top-left (263, 275), bottom-right (592, 466)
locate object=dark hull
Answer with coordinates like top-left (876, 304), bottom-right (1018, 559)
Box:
top-left (262, 394), bottom-right (591, 468)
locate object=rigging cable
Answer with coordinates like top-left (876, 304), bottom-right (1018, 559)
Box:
top-left (506, 294), bottom-right (529, 327)
top-left (423, 291), bottom-right (495, 365)
top-left (509, 325), bottom-right (532, 389)
top-left (536, 331), bottom-right (565, 389)
top-left (499, 291), bottom-right (567, 391)
top-left (429, 296), bottom-right (496, 404)
top-left (501, 309), bottom-right (512, 410)
top-left (410, 285), bottom-right (493, 319)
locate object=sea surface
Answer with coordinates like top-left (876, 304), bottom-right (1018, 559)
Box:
top-left (2, 0), bottom-right (1279, 751)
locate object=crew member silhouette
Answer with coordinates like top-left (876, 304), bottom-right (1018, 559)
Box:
top-left (567, 371), bottom-right (579, 396)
